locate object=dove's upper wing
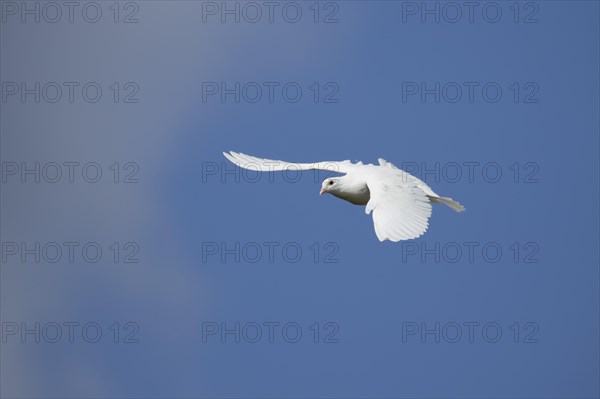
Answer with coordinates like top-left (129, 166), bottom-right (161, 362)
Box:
top-left (365, 175), bottom-right (433, 242)
top-left (223, 151), bottom-right (354, 174)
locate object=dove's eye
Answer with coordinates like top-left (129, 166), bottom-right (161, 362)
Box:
top-left (329, 181), bottom-right (334, 185)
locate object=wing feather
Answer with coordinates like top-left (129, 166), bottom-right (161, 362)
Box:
top-left (223, 151), bottom-right (353, 174)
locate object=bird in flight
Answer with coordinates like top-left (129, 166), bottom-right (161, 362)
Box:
top-left (223, 151), bottom-right (465, 242)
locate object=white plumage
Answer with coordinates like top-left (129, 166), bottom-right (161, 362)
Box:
top-left (223, 151), bottom-right (465, 242)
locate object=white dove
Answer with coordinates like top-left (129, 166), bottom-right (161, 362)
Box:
top-left (223, 151), bottom-right (465, 242)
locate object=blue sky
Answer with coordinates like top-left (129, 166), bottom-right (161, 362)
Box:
top-left (1, 1), bottom-right (599, 397)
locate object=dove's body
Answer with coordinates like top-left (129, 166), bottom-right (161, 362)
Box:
top-left (223, 151), bottom-right (465, 242)
top-left (328, 165), bottom-right (432, 205)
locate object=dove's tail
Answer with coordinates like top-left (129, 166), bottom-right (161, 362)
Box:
top-left (429, 196), bottom-right (466, 213)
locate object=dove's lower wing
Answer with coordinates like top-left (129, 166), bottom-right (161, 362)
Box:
top-left (365, 178), bottom-right (433, 242)
top-left (224, 151), bottom-right (353, 174)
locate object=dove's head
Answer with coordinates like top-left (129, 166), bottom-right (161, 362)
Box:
top-left (320, 178), bottom-right (340, 196)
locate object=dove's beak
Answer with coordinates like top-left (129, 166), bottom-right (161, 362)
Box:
top-left (319, 188), bottom-right (326, 195)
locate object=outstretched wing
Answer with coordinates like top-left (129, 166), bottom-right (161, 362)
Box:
top-left (365, 176), bottom-right (432, 242)
top-left (223, 151), bottom-right (354, 174)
